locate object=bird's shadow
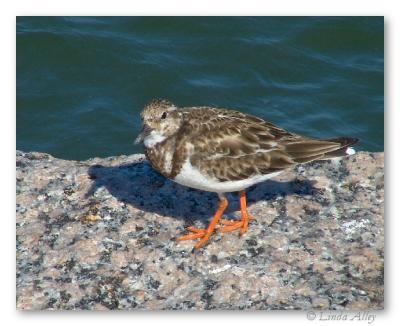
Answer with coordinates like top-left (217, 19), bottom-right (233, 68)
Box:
top-left (86, 159), bottom-right (317, 223)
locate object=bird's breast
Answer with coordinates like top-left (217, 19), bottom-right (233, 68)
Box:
top-left (145, 145), bottom-right (173, 178)
top-left (144, 136), bottom-right (188, 179)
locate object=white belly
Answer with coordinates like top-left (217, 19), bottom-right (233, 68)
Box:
top-left (174, 159), bottom-right (282, 193)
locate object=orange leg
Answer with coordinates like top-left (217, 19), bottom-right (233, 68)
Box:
top-left (220, 190), bottom-right (255, 236)
top-left (177, 197), bottom-right (228, 249)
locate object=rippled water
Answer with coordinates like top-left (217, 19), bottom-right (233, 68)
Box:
top-left (16, 17), bottom-right (384, 160)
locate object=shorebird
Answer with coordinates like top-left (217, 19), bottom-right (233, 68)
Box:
top-left (135, 99), bottom-right (358, 249)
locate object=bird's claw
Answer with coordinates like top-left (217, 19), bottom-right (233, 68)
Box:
top-left (177, 226), bottom-right (214, 249)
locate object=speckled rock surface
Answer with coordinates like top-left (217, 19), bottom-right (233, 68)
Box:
top-left (16, 150), bottom-right (384, 310)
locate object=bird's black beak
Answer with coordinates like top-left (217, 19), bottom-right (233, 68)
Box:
top-left (134, 124), bottom-right (152, 144)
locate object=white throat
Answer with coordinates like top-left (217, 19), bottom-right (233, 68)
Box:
top-left (143, 130), bottom-right (167, 148)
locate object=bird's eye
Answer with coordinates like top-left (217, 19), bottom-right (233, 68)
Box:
top-left (161, 112), bottom-right (167, 119)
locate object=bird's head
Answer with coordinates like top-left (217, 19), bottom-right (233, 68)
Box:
top-left (134, 99), bottom-right (183, 148)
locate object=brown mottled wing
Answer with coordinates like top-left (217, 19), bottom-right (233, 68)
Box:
top-left (179, 107), bottom-right (357, 182)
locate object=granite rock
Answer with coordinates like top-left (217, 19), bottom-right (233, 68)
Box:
top-left (16, 150), bottom-right (384, 310)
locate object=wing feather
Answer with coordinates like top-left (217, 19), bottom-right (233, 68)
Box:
top-left (178, 107), bottom-right (358, 182)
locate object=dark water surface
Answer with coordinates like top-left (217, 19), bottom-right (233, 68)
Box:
top-left (16, 17), bottom-right (384, 160)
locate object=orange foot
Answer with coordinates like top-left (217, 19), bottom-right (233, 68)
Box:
top-left (220, 215), bottom-right (256, 235)
top-left (177, 197), bottom-right (228, 249)
top-left (219, 190), bottom-right (255, 236)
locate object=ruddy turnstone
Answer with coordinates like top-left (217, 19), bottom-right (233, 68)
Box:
top-left (135, 99), bottom-right (358, 249)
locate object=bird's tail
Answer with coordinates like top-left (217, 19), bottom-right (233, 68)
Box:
top-left (286, 137), bottom-right (359, 164)
top-left (318, 137), bottom-right (359, 159)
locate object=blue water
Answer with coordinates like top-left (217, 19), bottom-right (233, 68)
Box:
top-left (16, 17), bottom-right (384, 160)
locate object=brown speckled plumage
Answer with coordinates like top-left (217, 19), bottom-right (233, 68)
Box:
top-left (137, 100), bottom-right (358, 183)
